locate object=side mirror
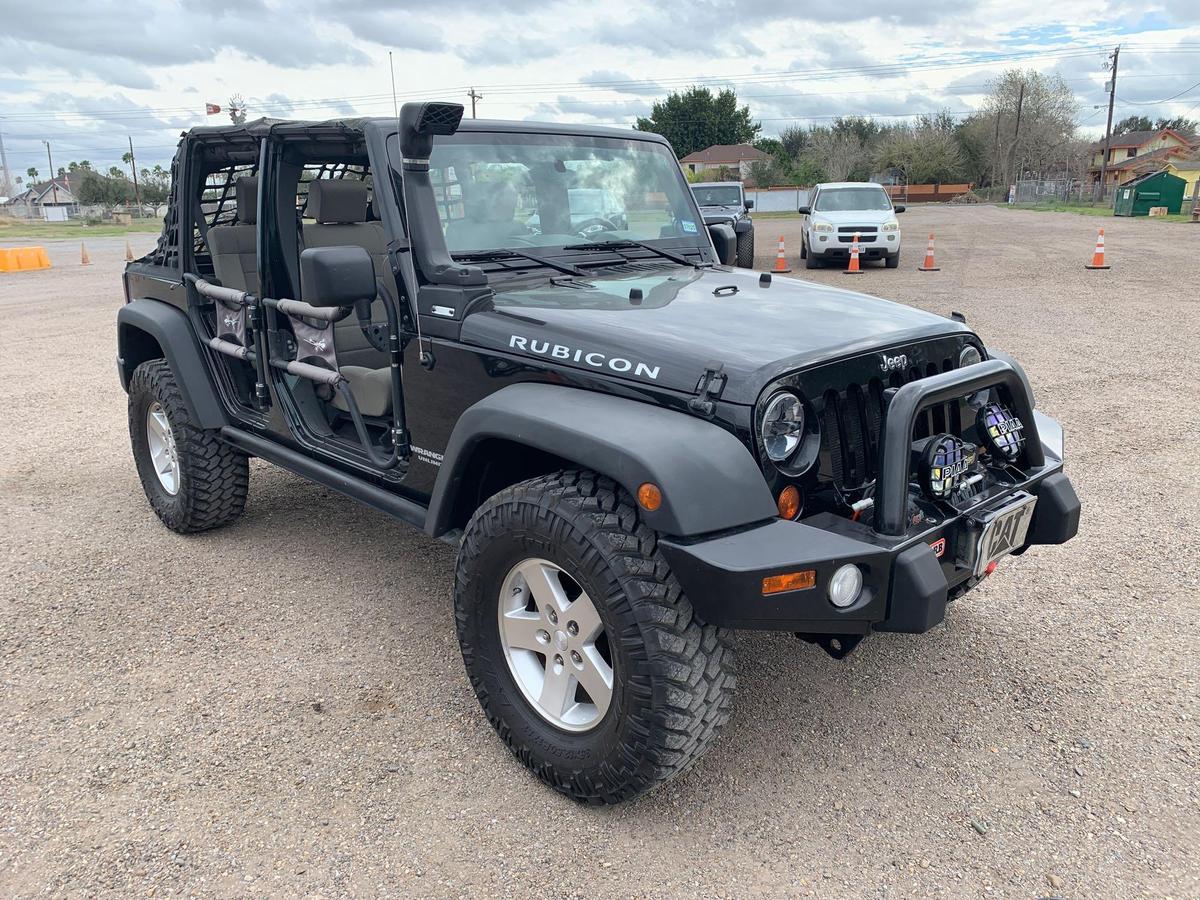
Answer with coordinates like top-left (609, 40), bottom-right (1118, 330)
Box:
top-left (894, 204), bottom-right (906, 213)
top-left (708, 223), bottom-right (737, 265)
top-left (300, 246), bottom-right (376, 308)
top-left (798, 205), bottom-right (811, 215)
top-left (744, 199), bottom-right (754, 210)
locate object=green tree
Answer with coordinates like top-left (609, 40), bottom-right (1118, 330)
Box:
top-left (875, 120), bottom-right (966, 184)
top-left (635, 86), bottom-right (760, 159)
top-left (1155, 116), bottom-right (1197, 137)
top-left (1114, 115), bottom-right (1153, 134)
top-left (139, 165), bottom-right (171, 204)
top-left (26, 167), bottom-right (38, 181)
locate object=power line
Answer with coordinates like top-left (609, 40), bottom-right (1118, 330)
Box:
top-left (1117, 78), bottom-right (1200, 105)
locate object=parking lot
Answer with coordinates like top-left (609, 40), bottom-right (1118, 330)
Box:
top-left (1, 205), bottom-right (1197, 897)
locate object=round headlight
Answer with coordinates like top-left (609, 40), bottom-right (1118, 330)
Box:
top-left (922, 434), bottom-right (976, 500)
top-left (829, 564), bottom-right (863, 608)
top-left (761, 392), bottom-right (805, 462)
top-left (978, 402), bottom-right (1026, 462)
top-left (959, 344), bottom-right (982, 367)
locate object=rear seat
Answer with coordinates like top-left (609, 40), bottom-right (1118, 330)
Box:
top-left (208, 177), bottom-right (259, 293)
top-left (302, 179), bottom-right (391, 369)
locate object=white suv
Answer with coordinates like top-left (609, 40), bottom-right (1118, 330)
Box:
top-left (799, 182), bottom-right (904, 269)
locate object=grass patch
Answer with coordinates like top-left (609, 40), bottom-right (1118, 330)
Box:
top-left (0, 217), bottom-right (164, 240)
top-left (1004, 202), bottom-right (1192, 223)
top-left (751, 211), bottom-right (804, 220)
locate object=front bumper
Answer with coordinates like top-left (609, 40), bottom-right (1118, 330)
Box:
top-left (811, 230), bottom-right (900, 258)
top-left (660, 362), bottom-right (1080, 635)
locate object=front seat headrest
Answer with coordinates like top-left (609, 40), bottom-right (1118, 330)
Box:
top-left (464, 181), bottom-right (518, 224)
top-left (309, 179), bottom-right (369, 225)
top-left (235, 176), bottom-right (259, 225)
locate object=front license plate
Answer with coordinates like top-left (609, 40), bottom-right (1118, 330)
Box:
top-left (963, 492), bottom-right (1038, 576)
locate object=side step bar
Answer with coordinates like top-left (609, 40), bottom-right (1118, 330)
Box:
top-left (220, 427), bottom-right (428, 532)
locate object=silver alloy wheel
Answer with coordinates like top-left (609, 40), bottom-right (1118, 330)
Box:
top-left (145, 401), bottom-right (181, 496)
top-left (498, 558), bottom-right (614, 733)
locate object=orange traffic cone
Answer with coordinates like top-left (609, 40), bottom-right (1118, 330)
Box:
top-left (842, 233), bottom-right (863, 275)
top-left (1085, 228), bottom-right (1110, 269)
top-left (80, 242), bottom-right (92, 266)
top-left (772, 235), bottom-right (792, 273)
top-left (124, 240), bottom-right (134, 262)
top-left (918, 232), bottom-right (940, 272)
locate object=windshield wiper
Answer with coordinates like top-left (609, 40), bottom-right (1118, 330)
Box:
top-left (451, 249), bottom-right (584, 277)
top-left (561, 239), bottom-right (697, 268)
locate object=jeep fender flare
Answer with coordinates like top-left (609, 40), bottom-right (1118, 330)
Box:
top-left (426, 383), bottom-right (777, 538)
top-left (117, 299), bottom-right (228, 430)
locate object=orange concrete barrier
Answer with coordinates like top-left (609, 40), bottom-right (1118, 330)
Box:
top-left (0, 246), bottom-right (52, 272)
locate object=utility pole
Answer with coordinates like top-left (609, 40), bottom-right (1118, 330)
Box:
top-left (1097, 45), bottom-right (1120, 203)
top-left (43, 141), bottom-right (58, 205)
top-left (0, 125), bottom-right (11, 197)
top-left (991, 110), bottom-right (1002, 200)
top-left (127, 136), bottom-right (142, 208)
top-left (467, 87), bottom-right (482, 119)
top-left (1008, 80), bottom-right (1025, 196)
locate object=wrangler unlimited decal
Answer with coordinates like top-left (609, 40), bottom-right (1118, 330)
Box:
top-left (509, 335), bottom-right (661, 380)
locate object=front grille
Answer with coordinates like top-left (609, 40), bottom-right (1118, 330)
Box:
top-left (837, 225), bottom-right (878, 233)
top-left (818, 357), bottom-right (963, 491)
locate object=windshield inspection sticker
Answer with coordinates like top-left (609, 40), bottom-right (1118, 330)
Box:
top-left (681, 220), bottom-right (698, 233)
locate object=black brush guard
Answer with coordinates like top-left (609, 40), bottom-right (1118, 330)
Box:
top-left (658, 358), bottom-right (1077, 638)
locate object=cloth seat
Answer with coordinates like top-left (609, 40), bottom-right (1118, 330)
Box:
top-left (301, 179), bottom-right (391, 369)
top-left (444, 181), bottom-right (519, 251)
top-left (332, 366), bottom-right (392, 417)
top-left (208, 177), bottom-right (259, 293)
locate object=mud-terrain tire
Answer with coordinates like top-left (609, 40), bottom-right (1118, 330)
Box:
top-left (128, 359), bottom-right (248, 533)
top-left (454, 470), bottom-right (736, 804)
top-left (735, 229), bottom-right (755, 268)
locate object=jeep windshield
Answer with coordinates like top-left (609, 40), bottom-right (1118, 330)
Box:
top-left (814, 187), bottom-right (892, 212)
top-left (410, 132), bottom-right (705, 257)
top-left (692, 186), bottom-right (742, 206)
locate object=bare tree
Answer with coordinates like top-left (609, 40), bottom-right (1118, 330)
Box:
top-left (807, 129), bottom-right (868, 182)
top-left (978, 69), bottom-right (1078, 183)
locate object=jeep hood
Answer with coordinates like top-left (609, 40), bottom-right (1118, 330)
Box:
top-left (459, 265), bottom-right (970, 405)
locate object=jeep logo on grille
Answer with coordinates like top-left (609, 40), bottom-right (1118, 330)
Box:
top-left (879, 352), bottom-right (908, 373)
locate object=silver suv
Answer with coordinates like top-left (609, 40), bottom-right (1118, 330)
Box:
top-left (799, 182), bottom-right (904, 269)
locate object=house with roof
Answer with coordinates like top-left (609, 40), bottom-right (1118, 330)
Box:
top-left (1164, 159), bottom-right (1200, 203)
top-left (3, 175), bottom-right (78, 219)
top-left (1087, 128), bottom-right (1192, 193)
top-left (678, 143), bottom-right (768, 179)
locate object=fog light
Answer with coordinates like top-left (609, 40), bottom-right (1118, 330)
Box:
top-left (828, 564), bottom-right (863, 608)
top-left (921, 434), bottom-right (976, 499)
top-left (977, 402), bottom-right (1025, 462)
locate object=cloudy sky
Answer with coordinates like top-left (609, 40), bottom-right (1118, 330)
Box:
top-left (1, 0), bottom-right (1197, 184)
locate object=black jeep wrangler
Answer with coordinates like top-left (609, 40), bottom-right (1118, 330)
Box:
top-left (118, 103), bottom-right (1080, 805)
top-left (690, 180), bottom-right (755, 267)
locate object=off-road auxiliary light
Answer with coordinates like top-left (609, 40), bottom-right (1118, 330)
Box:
top-left (828, 564), bottom-right (863, 608)
top-left (918, 434), bottom-right (977, 500)
top-left (977, 402), bottom-right (1026, 462)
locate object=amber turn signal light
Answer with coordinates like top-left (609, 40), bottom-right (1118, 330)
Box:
top-left (777, 485), bottom-right (800, 520)
top-left (762, 570), bottom-right (816, 595)
top-left (637, 482), bottom-right (662, 511)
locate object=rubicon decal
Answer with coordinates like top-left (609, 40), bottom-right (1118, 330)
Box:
top-left (509, 335), bottom-right (661, 380)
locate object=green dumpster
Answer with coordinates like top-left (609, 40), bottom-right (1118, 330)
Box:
top-left (1113, 169), bottom-right (1187, 216)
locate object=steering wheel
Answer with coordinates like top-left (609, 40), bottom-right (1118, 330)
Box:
top-left (574, 217), bottom-right (619, 239)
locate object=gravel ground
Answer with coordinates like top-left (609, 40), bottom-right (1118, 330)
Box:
top-left (1, 207), bottom-right (1197, 898)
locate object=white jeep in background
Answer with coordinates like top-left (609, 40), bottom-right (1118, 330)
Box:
top-left (799, 182), bottom-right (905, 269)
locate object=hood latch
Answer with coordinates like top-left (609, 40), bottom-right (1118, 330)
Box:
top-left (688, 362), bottom-right (727, 417)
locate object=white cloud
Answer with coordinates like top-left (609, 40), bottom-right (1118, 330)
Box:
top-left (0, 0), bottom-right (1196, 176)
